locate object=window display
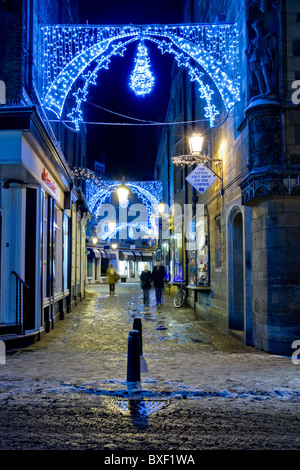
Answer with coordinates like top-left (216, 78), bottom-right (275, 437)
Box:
top-left (188, 213), bottom-right (209, 286)
top-left (170, 231), bottom-right (183, 282)
top-left (161, 241), bottom-right (170, 280)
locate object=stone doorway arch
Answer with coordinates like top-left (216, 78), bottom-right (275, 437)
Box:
top-left (228, 207), bottom-right (244, 332)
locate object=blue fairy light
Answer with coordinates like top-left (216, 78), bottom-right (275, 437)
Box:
top-left (40, 24), bottom-right (240, 130)
top-left (129, 40), bottom-right (155, 96)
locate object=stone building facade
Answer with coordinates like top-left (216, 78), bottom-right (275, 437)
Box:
top-left (0, 0), bottom-right (89, 347)
top-left (154, 0), bottom-right (300, 355)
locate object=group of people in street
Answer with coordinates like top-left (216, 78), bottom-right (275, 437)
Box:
top-left (140, 261), bottom-right (166, 306)
top-left (105, 261), bottom-right (166, 306)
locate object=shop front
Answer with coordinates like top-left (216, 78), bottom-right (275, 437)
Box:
top-left (187, 213), bottom-right (209, 287)
top-left (118, 250), bottom-right (136, 281)
top-left (118, 250), bottom-right (153, 282)
top-left (0, 107), bottom-right (88, 341)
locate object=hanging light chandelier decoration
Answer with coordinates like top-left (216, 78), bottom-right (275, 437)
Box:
top-left (129, 40), bottom-right (155, 96)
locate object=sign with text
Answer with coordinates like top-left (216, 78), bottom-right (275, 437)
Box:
top-left (185, 163), bottom-right (218, 194)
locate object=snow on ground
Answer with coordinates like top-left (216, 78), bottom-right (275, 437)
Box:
top-left (0, 283), bottom-right (299, 408)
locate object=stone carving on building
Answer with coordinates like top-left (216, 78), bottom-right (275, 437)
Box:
top-left (247, 106), bottom-right (280, 169)
top-left (240, 172), bottom-right (300, 206)
top-left (246, 18), bottom-right (277, 97)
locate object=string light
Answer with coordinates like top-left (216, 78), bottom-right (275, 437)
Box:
top-left (40, 24), bottom-right (240, 130)
top-left (74, 169), bottom-right (163, 217)
top-left (129, 40), bottom-right (155, 96)
top-left (74, 170), bottom-right (163, 242)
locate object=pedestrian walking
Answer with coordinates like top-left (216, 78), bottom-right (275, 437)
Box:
top-left (151, 260), bottom-right (166, 305)
top-left (106, 264), bottom-right (118, 294)
top-left (140, 264), bottom-right (152, 305)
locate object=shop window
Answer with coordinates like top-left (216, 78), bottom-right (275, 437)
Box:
top-left (53, 206), bottom-right (63, 294)
top-left (215, 215), bottom-right (222, 268)
top-left (187, 212), bottom-right (209, 286)
top-left (161, 241), bottom-right (170, 280)
top-left (87, 260), bottom-right (93, 278)
top-left (101, 258), bottom-right (109, 276)
top-left (63, 213), bottom-right (70, 290)
top-left (43, 194), bottom-right (48, 298)
top-left (171, 230), bottom-right (183, 282)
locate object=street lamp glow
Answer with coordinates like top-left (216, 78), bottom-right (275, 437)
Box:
top-left (111, 243), bottom-right (118, 250)
top-left (116, 179), bottom-right (129, 205)
top-left (189, 134), bottom-right (204, 155)
top-left (108, 221), bottom-right (116, 231)
top-left (158, 202), bottom-right (165, 215)
top-left (91, 236), bottom-right (98, 244)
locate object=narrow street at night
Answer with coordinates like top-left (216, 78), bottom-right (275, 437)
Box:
top-left (0, 284), bottom-right (299, 451)
top-left (1, 0), bottom-right (300, 458)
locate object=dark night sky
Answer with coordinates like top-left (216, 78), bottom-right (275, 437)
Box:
top-left (76, 0), bottom-right (184, 180)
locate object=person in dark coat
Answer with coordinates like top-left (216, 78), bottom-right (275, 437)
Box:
top-left (140, 265), bottom-right (152, 305)
top-left (151, 261), bottom-right (166, 305)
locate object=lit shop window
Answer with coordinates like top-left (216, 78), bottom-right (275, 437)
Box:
top-left (42, 193), bottom-right (48, 298)
top-left (170, 230), bottom-right (183, 282)
top-left (187, 213), bottom-right (209, 286)
top-left (63, 213), bottom-right (70, 290)
top-left (53, 207), bottom-right (63, 294)
top-left (161, 241), bottom-right (170, 280)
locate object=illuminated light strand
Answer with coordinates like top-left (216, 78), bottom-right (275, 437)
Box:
top-left (98, 221), bottom-right (151, 242)
top-left (40, 24), bottom-right (240, 130)
top-left (79, 173), bottom-right (163, 218)
top-left (129, 40), bottom-right (155, 96)
top-left (69, 37), bottom-right (138, 130)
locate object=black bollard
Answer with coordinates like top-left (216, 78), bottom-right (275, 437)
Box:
top-left (127, 330), bottom-right (141, 383)
top-left (133, 317), bottom-right (143, 356)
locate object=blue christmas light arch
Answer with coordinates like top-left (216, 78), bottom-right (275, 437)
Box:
top-left (84, 177), bottom-right (163, 217)
top-left (40, 23), bottom-right (240, 129)
top-left (82, 175), bottom-right (163, 242)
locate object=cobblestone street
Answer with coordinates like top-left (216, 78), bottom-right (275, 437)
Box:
top-left (0, 283), bottom-right (300, 451)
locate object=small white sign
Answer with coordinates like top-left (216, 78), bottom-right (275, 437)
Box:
top-left (185, 163), bottom-right (218, 194)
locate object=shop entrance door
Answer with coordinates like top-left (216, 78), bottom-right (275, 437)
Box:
top-left (23, 188), bottom-right (37, 331)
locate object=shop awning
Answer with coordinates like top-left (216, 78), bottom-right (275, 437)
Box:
top-left (119, 251), bottom-right (135, 261)
top-left (106, 251), bottom-right (117, 259)
top-left (141, 251), bottom-right (153, 261)
top-left (99, 250), bottom-right (108, 258)
top-left (134, 252), bottom-right (143, 261)
top-left (86, 247), bottom-right (101, 259)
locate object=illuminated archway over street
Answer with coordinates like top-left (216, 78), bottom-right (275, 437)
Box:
top-left (39, 23), bottom-right (240, 129)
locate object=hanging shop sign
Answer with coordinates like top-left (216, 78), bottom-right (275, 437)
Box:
top-left (185, 163), bottom-right (218, 194)
top-left (41, 167), bottom-right (57, 194)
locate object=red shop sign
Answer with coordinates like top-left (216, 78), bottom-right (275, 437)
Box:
top-left (41, 168), bottom-right (57, 193)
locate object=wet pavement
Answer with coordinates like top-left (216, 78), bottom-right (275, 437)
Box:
top-left (1, 282), bottom-right (300, 451)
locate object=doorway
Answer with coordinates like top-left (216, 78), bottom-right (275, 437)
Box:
top-left (228, 209), bottom-right (244, 331)
top-left (23, 188), bottom-right (37, 331)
